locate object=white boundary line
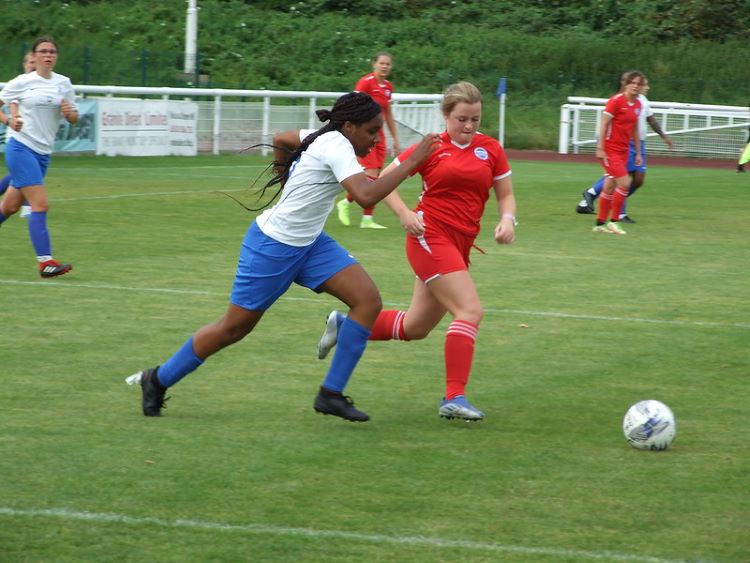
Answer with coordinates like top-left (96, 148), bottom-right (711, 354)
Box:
top-left (52, 187), bottom-right (248, 202)
top-left (0, 279), bottom-right (747, 329)
top-left (0, 506), bottom-right (687, 563)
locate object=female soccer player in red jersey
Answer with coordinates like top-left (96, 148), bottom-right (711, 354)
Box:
top-left (592, 70), bottom-right (644, 235)
top-left (319, 81), bottom-right (516, 421)
top-left (336, 52), bottom-right (401, 229)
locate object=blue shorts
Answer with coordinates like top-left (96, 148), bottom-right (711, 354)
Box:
top-left (5, 137), bottom-right (50, 188)
top-left (627, 140), bottom-right (647, 173)
top-left (230, 221), bottom-right (358, 311)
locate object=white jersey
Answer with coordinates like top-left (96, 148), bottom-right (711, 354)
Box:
top-left (637, 94), bottom-right (654, 141)
top-left (0, 70), bottom-right (77, 154)
top-left (256, 130), bottom-right (363, 246)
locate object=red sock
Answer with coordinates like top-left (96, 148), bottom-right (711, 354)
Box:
top-left (369, 310), bottom-right (407, 341)
top-left (363, 207), bottom-right (374, 216)
top-left (346, 194), bottom-right (354, 203)
top-left (611, 188), bottom-right (628, 221)
top-left (597, 192), bottom-right (612, 222)
top-left (444, 320), bottom-right (478, 399)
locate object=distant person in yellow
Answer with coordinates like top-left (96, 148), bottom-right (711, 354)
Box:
top-left (737, 128), bottom-right (750, 173)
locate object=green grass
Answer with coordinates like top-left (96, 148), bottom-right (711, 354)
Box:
top-left (0, 154), bottom-right (748, 562)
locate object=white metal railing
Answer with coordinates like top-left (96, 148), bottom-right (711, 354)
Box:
top-left (0, 83), bottom-right (443, 155)
top-left (559, 97), bottom-right (750, 159)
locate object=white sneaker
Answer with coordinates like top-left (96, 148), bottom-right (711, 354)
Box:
top-left (19, 205), bottom-right (31, 218)
top-left (606, 220), bottom-right (627, 235)
top-left (317, 310), bottom-right (343, 360)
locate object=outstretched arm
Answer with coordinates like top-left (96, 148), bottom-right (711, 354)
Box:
top-left (341, 134), bottom-right (440, 208)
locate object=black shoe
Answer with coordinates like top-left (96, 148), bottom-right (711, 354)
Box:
top-left (619, 215), bottom-right (636, 224)
top-left (738, 165), bottom-right (746, 173)
top-left (141, 366), bottom-right (169, 416)
top-left (576, 204), bottom-right (595, 214)
top-left (314, 389), bottom-right (369, 422)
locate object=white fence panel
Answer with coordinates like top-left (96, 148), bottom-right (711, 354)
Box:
top-left (559, 97), bottom-right (750, 159)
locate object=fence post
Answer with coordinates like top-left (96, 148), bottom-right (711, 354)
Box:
top-left (213, 95), bottom-right (222, 155)
top-left (261, 96), bottom-right (271, 156)
top-left (496, 77), bottom-right (506, 145)
top-left (558, 104), bottom-right (570, 154)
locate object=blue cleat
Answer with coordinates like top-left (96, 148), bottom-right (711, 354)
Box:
top-left (438, 395), bottom-right (485, 421)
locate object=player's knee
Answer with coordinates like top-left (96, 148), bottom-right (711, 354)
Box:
top-left (460, 304), bottom-right (483, 326)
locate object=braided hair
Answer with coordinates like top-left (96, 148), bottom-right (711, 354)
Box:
top-left (243, 92), bottom-right (381, 210)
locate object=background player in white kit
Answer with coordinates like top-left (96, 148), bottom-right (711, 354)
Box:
top-left (0, 36), bottom-right (78, 277)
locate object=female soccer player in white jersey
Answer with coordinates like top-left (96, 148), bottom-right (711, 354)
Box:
top-left (128, 92), bottom-right (440, 422)
top-left (318, 81), bottom-right (517, 421)
top-left (0, 36), bottom-right (78, 277)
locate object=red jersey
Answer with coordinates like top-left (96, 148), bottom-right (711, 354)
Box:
top-left (603, 93), bottom-right (641, 151)
top-left (354, 73), bottom-right (393, 111)
top-left (397, 131), bottom-right (511, 237)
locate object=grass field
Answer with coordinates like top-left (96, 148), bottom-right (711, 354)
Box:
top-left (0, 154), bottom-right (748, 562)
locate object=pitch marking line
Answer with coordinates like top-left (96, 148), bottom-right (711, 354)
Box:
top-left (0, 506), bottom-right (687, 563)
top-left (52, 187), bottom-right (249, 202)
top-left (0, 279), bottom-right (747, 329)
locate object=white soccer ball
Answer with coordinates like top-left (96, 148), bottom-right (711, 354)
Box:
top-left (622, 400), bottom-right (677, 451)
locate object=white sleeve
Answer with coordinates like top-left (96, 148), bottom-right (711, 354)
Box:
top-left (299, 128), bottom-right (316, 141)
top-left (65, 79), bottom-right (78, 107)
top-left (324, 135), bottom-right (364, 183)
top-left (0, 74), bottom-right (24, 104)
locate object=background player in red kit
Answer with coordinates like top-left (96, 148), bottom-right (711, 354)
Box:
top-left (593, 70), bottom-right (644, 235)
top-left (319, 81), bottom-right (516, 421)
top-left (336, 52), bottom-right (401, 229)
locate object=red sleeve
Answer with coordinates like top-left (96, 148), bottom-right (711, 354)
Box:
top-left (354, 75), bottom-right (371, 93)
top-left (603, 95), bottom-right (619, 116)
top-left (493, 146), bottom-right (510, 178)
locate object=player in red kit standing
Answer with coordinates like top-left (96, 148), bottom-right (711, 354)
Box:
top-left (593, 70), bottom-right (644, 235)
top-left (319, 82), bottom-right (516, 421)
top-left (336, 52), bottom-right (401, 229)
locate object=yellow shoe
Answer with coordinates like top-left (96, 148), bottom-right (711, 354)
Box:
top-left (360, 216), bottom-right (387, 229)
top-left (336, 199), bottom-right (351, 226)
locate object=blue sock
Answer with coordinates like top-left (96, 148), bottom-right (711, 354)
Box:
top-left (0, 175), bottom-right (10, 196)
top-left (335, 311), bottom-right (346, 329)
top-left (322, 316), bottom-right (370, 393)
top-left (591, 176), bottom-right (605, 196)
top-left (157, 336), bottom-right (204, 387)
top-left (28, 211), bottom-right (51, 257)
top-left (0, 211), bottom-right (6, 225)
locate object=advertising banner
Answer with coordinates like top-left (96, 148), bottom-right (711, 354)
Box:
top-left (97, 99), bottom-right (198, 156)
top-left (1, 98), bottom-right (97, 153)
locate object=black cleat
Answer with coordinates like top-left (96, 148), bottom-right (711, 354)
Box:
top-left (576, 204), bottom-right (595, 214)
top-left (140, 366), bottom-right (169, 416)
top-left (314, 389), bottom-right (369, 422)
top-left (737, 165), bottom-right (746, 173)
top-left (39, 259), bottom-right (72, 278)
top-left (619, 215), bottom-right (636, 224)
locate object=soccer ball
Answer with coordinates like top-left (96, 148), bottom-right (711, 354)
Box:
top-left (622, 400), bottom-right (676, 451)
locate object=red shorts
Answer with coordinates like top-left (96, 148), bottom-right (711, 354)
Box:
top-left (601, 148), bottom-right (629, 179)
top-left (405, 217), bottom-right (473, 283)
top-left (357, 131), bottom-right (386, 170)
